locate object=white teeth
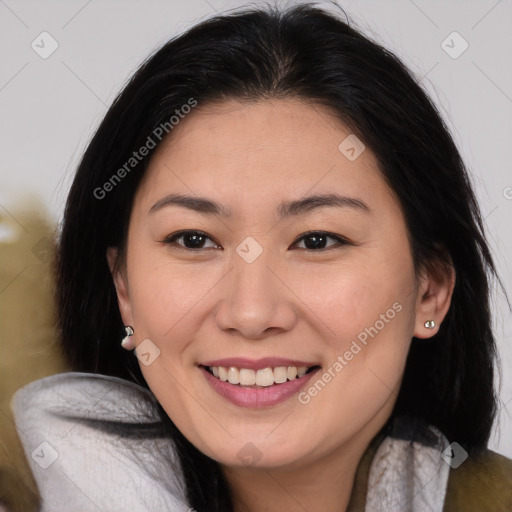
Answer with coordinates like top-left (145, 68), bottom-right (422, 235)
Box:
top-left (207, 364), bottom-right (315, 386)
top-left (273, 366), bottom-right (288, 383)
top-left (297, 366), bottom-right (308, 377)
top-left (256, 368), bottom-right (275, 387)
top-left (239, 368), bottom-right (256, 385)
top-left (227, 367), bottom-right (240, 385)
top-left (287, 366), bottom-right (298, 380)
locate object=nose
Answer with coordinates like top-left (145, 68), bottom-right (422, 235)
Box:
top-left (214, 248), bottom-right (298, 339)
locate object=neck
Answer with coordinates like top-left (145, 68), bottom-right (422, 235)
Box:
top-left (222, 420), bottom-right (387, 512)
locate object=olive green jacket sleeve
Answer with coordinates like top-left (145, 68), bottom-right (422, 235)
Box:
top-left (442, 449), bottom-right (512, 512)
top-left (347, 432), bottom-right (512, 512)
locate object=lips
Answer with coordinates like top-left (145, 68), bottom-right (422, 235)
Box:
top-left (199, 357), bottom-right (321, 407)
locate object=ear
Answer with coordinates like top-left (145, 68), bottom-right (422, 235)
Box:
top-left (106, 247), bottom-right (134, 326)
top-left (413, 258), bottom-right (456, 339)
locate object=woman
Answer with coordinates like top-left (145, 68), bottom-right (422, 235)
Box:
top-left (11, 3), bottom-right (512, 511)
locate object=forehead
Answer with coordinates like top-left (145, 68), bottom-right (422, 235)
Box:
top-left (152, 98), bottom-right (360, 163)
top-left (136, 98), bottom-right (395, 214)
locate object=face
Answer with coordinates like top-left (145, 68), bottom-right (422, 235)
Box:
top-left (109, 98), bottom-right (453, 471)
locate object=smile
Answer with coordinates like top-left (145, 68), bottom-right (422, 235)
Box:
top-left (200, 359), bottom-right (321, 408)
top-left (204, 365), bottom-right (318, 387)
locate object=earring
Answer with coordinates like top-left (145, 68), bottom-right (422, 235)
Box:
top-left (121, 326), bottom-right (135, 350)
top-left (424, 320), bottom-right (436, 329)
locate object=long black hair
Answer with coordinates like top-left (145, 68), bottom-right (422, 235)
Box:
top-left (55, 4), bottom-right (507, 510)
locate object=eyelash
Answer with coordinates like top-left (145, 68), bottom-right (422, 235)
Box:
top-left (160, 230), bottom-right (350, 252)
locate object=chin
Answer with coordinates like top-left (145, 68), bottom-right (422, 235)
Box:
top-left (196, 434), bottom-right (311, 471)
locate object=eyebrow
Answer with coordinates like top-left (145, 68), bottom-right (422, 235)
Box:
top-left (149, 193), bottom-right (371, 218)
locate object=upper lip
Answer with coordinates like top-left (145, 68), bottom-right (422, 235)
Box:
top-left (200, 357), bottom-right (320, 370)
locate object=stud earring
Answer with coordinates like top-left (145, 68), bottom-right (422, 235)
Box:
top-left (121, 326), bottom-right (135, 350)
top-left (424, 320), bottom-right (436, 329)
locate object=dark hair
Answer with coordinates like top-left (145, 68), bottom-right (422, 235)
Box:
top-left (55, 4), bottom-right (508, 510)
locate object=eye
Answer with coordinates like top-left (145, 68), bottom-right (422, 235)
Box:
top-left (291, 231), bottom-right (349, 251)
top-left (161, 230), bottom-right (220, 250)
top-left (160, 229), bottom-right (349, 252)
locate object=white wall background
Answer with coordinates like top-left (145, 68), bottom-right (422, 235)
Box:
top-left (1, 0), bottom-right (511, 457)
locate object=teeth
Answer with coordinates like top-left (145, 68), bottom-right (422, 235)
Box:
top-left (227, 367), bottom-right (240, 385)
top-left (239, 368), bottom-right (256, 385)
top-left (297, 366), bottom-right (308, 377)
top-left (256, 368), bottom-right (274, 387)
top-left (218, 367), bottom-right (228, 382)
top-left (287, 366), bottom-right (298, 380)
top-left (207, 365), bottom-right (315, 386)
top-left (273, 366), bottom-right (288, 384)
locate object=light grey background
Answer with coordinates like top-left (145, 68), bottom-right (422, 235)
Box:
top-left (1, 0), bottom-right (511, 457)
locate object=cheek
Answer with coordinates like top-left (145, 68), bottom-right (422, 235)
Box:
top-left (294, 251), bottom-right (414, 342)
top-left (126, 248), bottom-right (214, 342)
top-left (300, 268), bottom-right (415, 443)
top-left (297, 252), bottom-right (416, 412)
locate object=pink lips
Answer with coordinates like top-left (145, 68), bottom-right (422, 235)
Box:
top-left (200, 358), bottom-right (321, 408)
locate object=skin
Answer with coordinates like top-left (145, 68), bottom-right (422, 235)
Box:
top-left (108, 98), bottom-right (455, 512)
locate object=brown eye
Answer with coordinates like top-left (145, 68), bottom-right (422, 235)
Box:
top-left (292, 231), bottom-right (349, 251)
top-left (162, 230), bottom-right (220, 250)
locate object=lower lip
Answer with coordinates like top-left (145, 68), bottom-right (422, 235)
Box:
top-left (201, 366), bottom-right (320, 408)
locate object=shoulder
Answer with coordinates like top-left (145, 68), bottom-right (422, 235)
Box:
top-left (443, 448), bottom-right (512, 512)
top-left (11, 372), bottom-right (190, 511)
